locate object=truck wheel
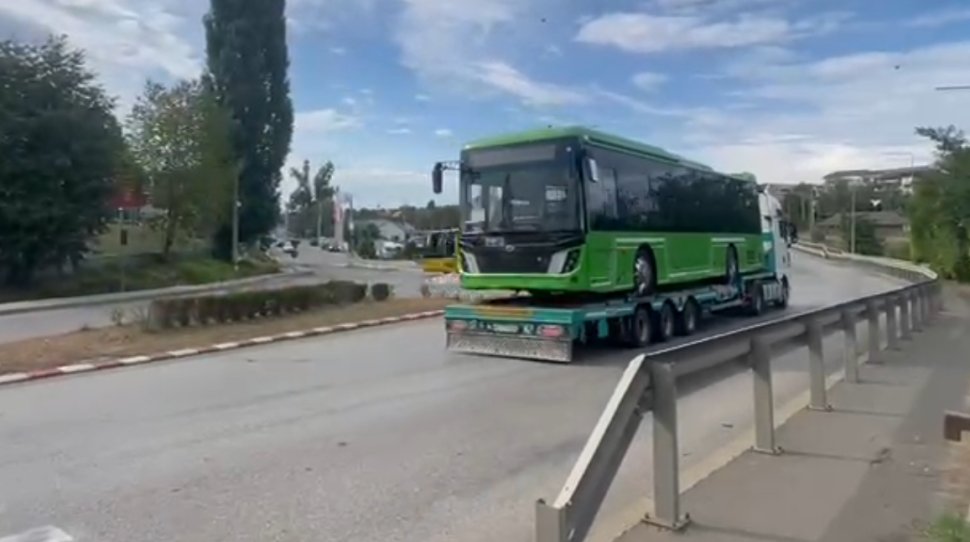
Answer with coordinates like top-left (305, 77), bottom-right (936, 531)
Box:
top-left (725, 245), bottom-right (739, 286)
top-left (675, 299), bottom-right (700, 336)
top-left (775, 279), bottom-right (790, 309)
top-left (630, 306), bottom-right (652, 347)
top-left (748, 281), bottom-right (765, 316)
top-left (655, 302), bottom-right (676, 342)
top-left (633, 248), bottom-right (656, 296)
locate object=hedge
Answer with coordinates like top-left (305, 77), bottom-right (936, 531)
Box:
top-left (146, 280), bottom-right (369, 331)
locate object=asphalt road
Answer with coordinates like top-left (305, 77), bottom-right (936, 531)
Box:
top-left (0, 250), bottom-right (425, 344)
top-left (0, 254), bottom-right (908, 542)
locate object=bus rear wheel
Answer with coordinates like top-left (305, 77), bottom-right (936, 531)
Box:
top-left (634, 248), bottom-right (656, 296)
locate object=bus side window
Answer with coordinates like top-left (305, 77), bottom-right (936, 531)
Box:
top-left (586, 161), bottom-right (618, 230)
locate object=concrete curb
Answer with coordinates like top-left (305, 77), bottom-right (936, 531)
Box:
top-left (0, 309), bottom-right (444, 388)
top-left (0, 269), bottom-right (315, 317)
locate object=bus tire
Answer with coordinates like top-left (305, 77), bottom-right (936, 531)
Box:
top-left (725, 245), bottom-right (740, 286)
top-left (655, 302), bottom-right (676, 342)
top-left (634, 247), bottom-right (657, 296)
top-left (748, 280), bottom-right (765, 316)
top-left (629, 306), bottom-right (652, 347)
top-left (675, 298), bottom-right (700, 336)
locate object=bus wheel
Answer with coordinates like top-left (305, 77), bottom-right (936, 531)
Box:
top-left (655, 302), bottom-right (676, 342)
top-left (634, 248), bottom-right (656, 296)
top-left (725, 245), bottom-right (740, 286)
top-left (630, 306), bottom-right (652, 347)
top-left (675, 298), bottom-right (700, 336)
top-left (748, 280), bottom-right (765, 316)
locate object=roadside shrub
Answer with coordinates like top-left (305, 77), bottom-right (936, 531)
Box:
top-left (371, 283), bottom-right (392, 301)
top-left (330, 280), bottom-right (366, 303)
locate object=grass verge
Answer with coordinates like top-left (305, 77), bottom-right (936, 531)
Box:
top-left (0, 297), bottom-right (449, 376)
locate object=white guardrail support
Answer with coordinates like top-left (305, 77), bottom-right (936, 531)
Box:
top-left (535, 245), bottom-right (941, 542)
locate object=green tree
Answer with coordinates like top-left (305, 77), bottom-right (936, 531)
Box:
top-left (0, 37), bottom-right (124, 286)
top-left (126, 79), bottom-right (235, 259)
top-left (205, 0), bottom-right (293, 256)
top-left (910, 126), bottom-right (970, 279)
top-left (286, 160), bottom-right (334, 238)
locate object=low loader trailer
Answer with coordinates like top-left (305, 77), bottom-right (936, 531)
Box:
top-left (443, 271), bottom-right (790, 363)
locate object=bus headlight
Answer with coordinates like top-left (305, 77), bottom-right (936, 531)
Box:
top-left (548, 248), bottom-right (581, 274)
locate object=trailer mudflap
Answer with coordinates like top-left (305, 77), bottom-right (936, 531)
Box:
top-left (446, 330), bottom-right (574, 363)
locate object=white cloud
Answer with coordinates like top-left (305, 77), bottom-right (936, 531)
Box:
top-left (676, 41), bottom-right (970, 183)
top-left (434, 128), bottom-right (453, 137)
top-left (907, 7), bottom-right (970, 28)
top-left (330, 46), bottom-right (347, 55)
top-left (631, 71), bottom-right (668, 91)
top-left (576, 12), bottom-right (791, 53)
top-left (649, 0), bottom-right (794, 15)
top-left (342, 96), bottom-right (357, 106)
top-left (295, 108), bottom-right (361, 134)
top-left (396, 0), bottom-right (579, 107)
top-left (415, 93), bottom-right (432, 102)
top-left (474, 61), bottom-right (587, 106)
top-left (387, 127), bottom-right (413, 135)
top-left (0, 0), bottom-right (202, 107)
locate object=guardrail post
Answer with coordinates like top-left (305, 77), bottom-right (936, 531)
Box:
top-left (885, 296), bottom-right (899, 350)
top-left (911, 291), bottom-right (923, 332)
top-left (535, 500), bottom-right (566, 542)
top-left (921, 287), bottom-right (931, 323)
top-left (841, 309), bottom-right (859, 383)
top-left (750, 337), bottom-right (780, 454)
top-left (648, 361), bottom-right (688, 530)
top-left (807, 318), bottom-right (830, 411)
top-left (866, 300), bottom-right (880, 363)
top-left (899, 293), bottom-right (912, 340)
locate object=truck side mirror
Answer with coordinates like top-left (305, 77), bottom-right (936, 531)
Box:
top-left (432, 163), bottom-right (443, 194)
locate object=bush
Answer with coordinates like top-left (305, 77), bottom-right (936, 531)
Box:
top-left (144, 280), bottom-right (369, 330)
top-left (371, 283), bottom-right (392, 301)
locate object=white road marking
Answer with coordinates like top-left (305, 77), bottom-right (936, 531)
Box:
top-left (57, 364), bottom-right (95, 373)
top-left (212, 342), bottom-right (240, 350)
top-left (0, 373), bottom-right (28, 385)
top-left (167, 349), bottom-right (199, 358)
top-left (249, 336), bottom-right (273, 344)
top-left (0, 526), bottom-right (74, 542)
top-left (118, 355), bottom-right (151, 365)
top-left (282, 331), bottom-right (305, 338)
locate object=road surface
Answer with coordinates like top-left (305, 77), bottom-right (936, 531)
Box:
top-left (0, 250), bottom-right (424, 344)
top-left (0, 254), bottom-right (907, 542)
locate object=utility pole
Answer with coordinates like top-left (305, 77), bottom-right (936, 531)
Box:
top-left (232, 174), bottom-right (240, 271)
top-left (850, 186), bottom-right (857, 254)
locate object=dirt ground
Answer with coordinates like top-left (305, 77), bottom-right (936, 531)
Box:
top-left (0, 297), bottom-right (449, 375)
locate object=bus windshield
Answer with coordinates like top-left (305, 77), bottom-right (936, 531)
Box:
top-left (461, 163), bottom-right (580, 234)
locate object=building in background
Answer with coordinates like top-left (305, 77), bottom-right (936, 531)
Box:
top-left (356, 218), bottom-right (415, 242)
top-left (823, 166), bottom-right (933, 194)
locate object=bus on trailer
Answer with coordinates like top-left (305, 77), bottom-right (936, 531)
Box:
top-left (432, 126), bottom-right (764, 296)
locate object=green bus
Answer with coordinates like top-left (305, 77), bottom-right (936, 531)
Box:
top-left (432, 126), bottom-right (764, 295)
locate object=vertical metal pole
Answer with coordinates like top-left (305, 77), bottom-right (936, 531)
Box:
top-left (232, 176), bottom-right (240, 272)
top-left (750, 338), bottom-right (779, 454)
top-left (886, 296), bottom-right (899, 350)
top-left (900, 294), bottom-right (912, 340)
top-left (866, 300), bottom-right (880, 363)
top-left (649, 362), bottom-right (687, 529)
top-left (850, 188), bottom-right (856, 254)
top-left (535, 500), bottom-right (566, 542)
top-left (911, 291), bottom-right (923, 332)
top-left (807, 319), bottom-right (830, 411)
top-left (842, 309), bottom-right (859, 383)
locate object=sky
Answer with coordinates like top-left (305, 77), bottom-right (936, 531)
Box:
top-left (2, 0), bottom-right (970, 208)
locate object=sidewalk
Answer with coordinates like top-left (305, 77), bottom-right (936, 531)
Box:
top-left (618, 289), bottom-right (970, 542)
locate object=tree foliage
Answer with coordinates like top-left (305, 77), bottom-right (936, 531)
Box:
top-left (126, 79), bottom-right (236, 259)
top-left (205, 0), bottom-right (293, 255)
top-left (0, 37), bottom-right (123, 285)
top-left (285, 160), bottom-right (335, 238)
top-left (910, 125), bottom-right (970, 280)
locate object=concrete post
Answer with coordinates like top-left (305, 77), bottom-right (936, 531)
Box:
top-left (886, 297), bottom-right (899, 350)
top-left (900, 294), bottom-right (912, 340)
top-left (806, 319), bottom-right (830, 411)
top-left (750, 337), bottom-right (779, 454)
top-left (649, 362), bottom-right (688, 529)
top-left (866, 300), bottom-right (880, 364)
top-left (842, 309), bottom-right (859, 383)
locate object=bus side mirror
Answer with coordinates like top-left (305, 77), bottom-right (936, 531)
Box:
top-left (586, 157), bottom-right (600, 182)
top-left (432, 163), bottom-right (443, 194)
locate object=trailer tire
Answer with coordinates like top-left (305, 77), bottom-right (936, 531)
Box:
top-left (655, 302), bottom-right (676, 342)
top-left (675, 298), bottom-right (700, 336)
top-left (633, 247), bottom-right (657, 296)
top-left (629, 306), bottom-right (653, 347)
top-left (748, 280), bottom-right (765, 316)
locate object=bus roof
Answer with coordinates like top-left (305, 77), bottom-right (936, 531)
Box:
top-left (463, 125), bottom-right (716, 173)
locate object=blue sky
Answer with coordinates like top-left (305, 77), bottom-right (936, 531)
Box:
top-left (2, 0), bottom-right (970, 207)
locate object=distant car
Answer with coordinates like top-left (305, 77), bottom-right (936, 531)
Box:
top-left (310, 238), bottom-right (320, 247)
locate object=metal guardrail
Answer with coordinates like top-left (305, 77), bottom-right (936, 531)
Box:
top-left (535, 250), bottom-right (942, 542)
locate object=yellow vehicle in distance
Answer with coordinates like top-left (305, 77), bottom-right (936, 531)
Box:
top-left (415, 228), bottom-right (458, 274)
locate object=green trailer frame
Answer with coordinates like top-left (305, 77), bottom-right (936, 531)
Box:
top-left (443, 271), bottom-right (788, 362)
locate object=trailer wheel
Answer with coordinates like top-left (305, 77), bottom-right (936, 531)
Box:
top-left (748, 280), bottom-right (765, 316)
top-left (629, 306), bottom-right (653, 347)
top-left (655, 302), bottom-right (676, 342)
top-left (774, 278), bottom-right (790, 309)
top-left (675, 298), bottom-right (700, 336)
